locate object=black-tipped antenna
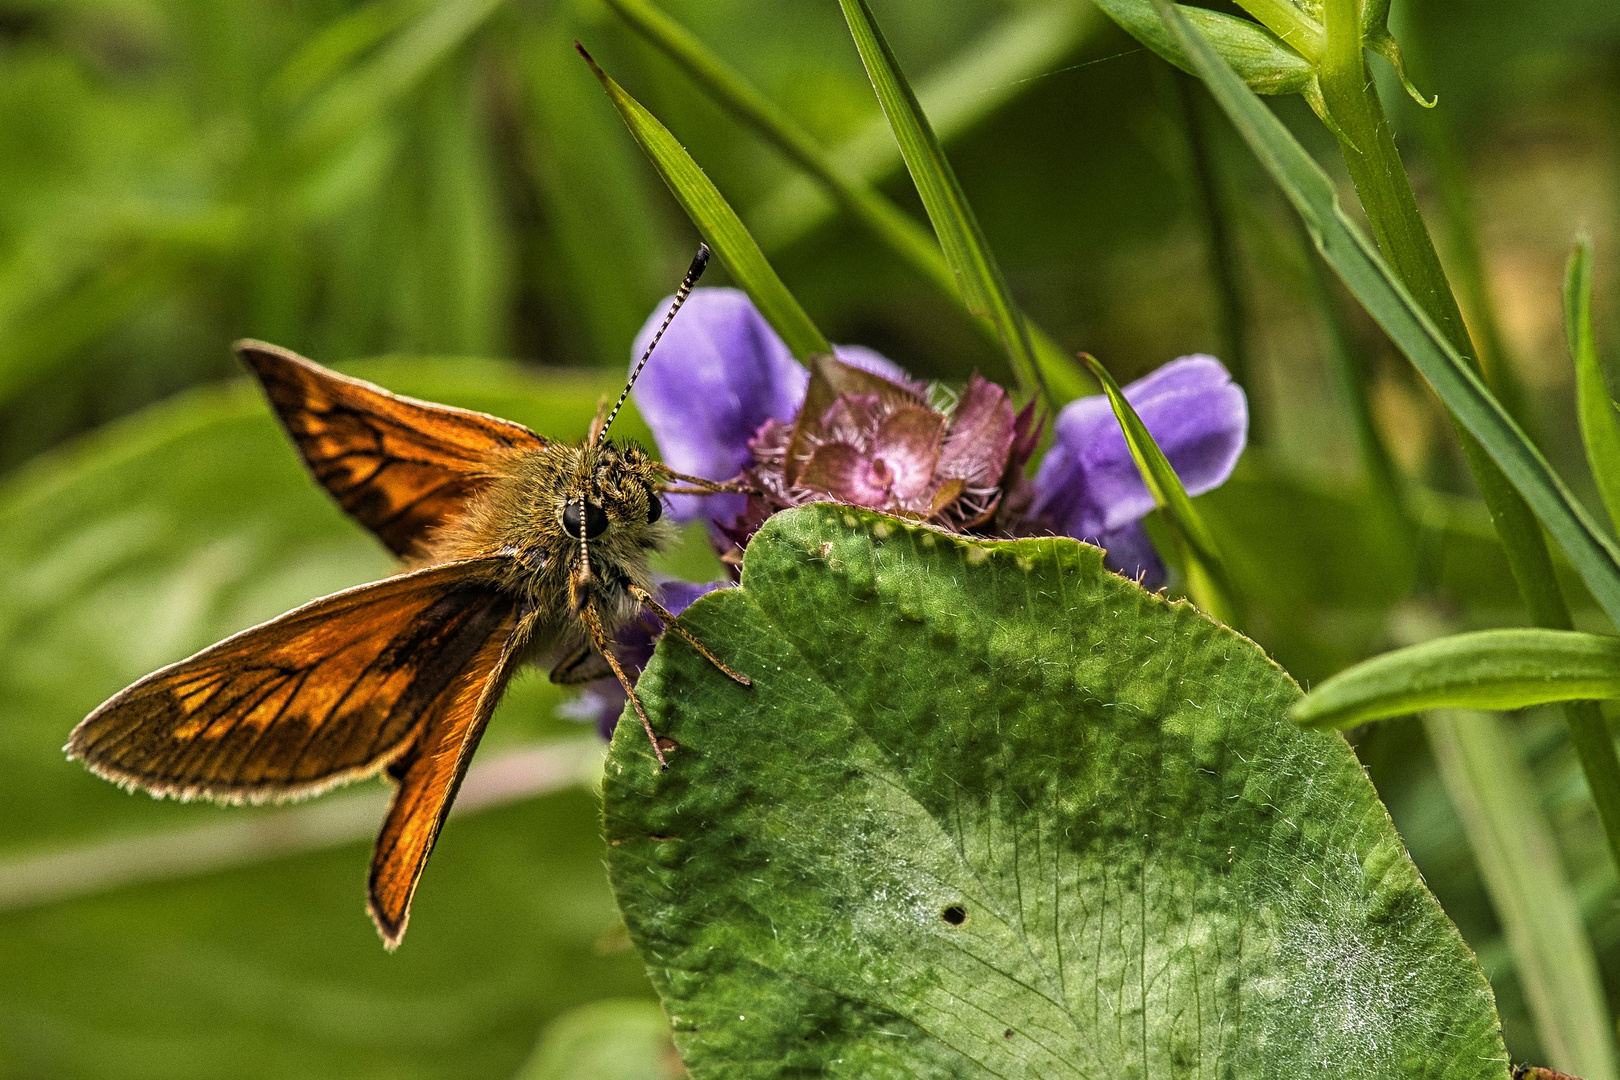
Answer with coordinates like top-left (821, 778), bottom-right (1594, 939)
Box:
top-left (596, 243), bottom-right (711, 446)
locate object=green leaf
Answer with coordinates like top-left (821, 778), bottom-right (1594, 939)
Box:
top-left (1425, 712), bottom-right (1620, 1080)
top-left (601, 0), bottom-right (1092, 400)
top-left (1291, 628), bottom-right (1620, 730)
top-left (1080, 352), bottom-right (1239, 623)
top-left (1090, 0), bottom-right (1316, 94)
top-left (514, 999), bottom-right (676, 1080)
top-left (605, 504), bottom-right (1506, 1077)
top-left (836, 0), bottom-right (1055, 408)
top-left (1153, 0), bottom-right (1620, 632)
top-left (1568, 238), bottom-right (1620, 535)
top-left (575, 45), bottom-right (832, 362)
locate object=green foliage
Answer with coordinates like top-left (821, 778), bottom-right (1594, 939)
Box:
top-left (1294, 629), bottom-right (1620, 729)
top-left (605, 505), bottom-right (1506, 1077)
top-left (1426, 711), bottom-right (1618, 1080)
top-left (1153, 0), bottom-right (1620, 632)
top-left (578, 45), bottom-right (832, 361)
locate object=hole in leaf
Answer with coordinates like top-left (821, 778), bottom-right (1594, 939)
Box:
top-left (941, 904), bottom-right (968, 926)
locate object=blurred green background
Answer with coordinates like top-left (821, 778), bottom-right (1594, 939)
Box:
top-left (2, 0), bottom-right (1619, 1075)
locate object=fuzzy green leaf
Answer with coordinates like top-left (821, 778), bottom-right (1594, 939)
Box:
top-left (1568, 238), bottom-right (1620, 536)
top-left (836, 0), bottom-right (1054, 408)
top-left (605, 504), bottom-right (1505, 1078)
top-left (576, 45), bottom-right (832, 361)
top-left (1292, 628), bottom-right (1620, 730)
top-left (1155, 0), bottom-right (1620, 632)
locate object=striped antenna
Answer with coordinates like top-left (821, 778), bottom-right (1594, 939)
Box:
top-left (596, 243), bottom-right (711, 446)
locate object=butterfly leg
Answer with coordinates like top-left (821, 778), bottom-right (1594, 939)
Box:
top-left (627, 583), bottom-right (751, 687)
top-left (578, 601), bottom-right (668, 769)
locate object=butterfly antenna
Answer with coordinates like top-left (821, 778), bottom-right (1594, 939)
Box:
top-left (596, 243), bottom-right (710, 447)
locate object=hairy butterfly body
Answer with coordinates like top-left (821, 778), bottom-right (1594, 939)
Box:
top-left (66, 246), bottom-right (749, 948)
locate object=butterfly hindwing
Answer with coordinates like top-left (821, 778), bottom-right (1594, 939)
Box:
top-left (236, 340), bottom-right (547, 558)
top-left (367, 620), bottom-right (529, 948)
top-left (66, 560), bottom-right (518, 804)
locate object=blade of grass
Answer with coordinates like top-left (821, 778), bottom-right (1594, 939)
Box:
top-left (836, 0), bottom-right (1054, 410)
top-left (1293, 628), bottom-right (1620, 729)
top-left (576, 44), bottom-right (831, 361)
top-left (1080, 353), bottom-right (1239, 623)
top-left (1149, 0), bottom-right (1620, 632)
top-left (754, 1), bottom-right (1101, 255)
top-left (601, 0), bottom-right (1090, 400)
top-left (1426, 711), bottom-right (1619, 1080)
top-left (1569, 238), bottom-right (1620, 535)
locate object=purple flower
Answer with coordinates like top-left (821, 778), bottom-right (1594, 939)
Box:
top-left (1030, 355), bottom-right (1247, 585)
top-left (632, 288), bottom-right (908, 523)
top-left (560, 580), bottom-right (730, 739)
top-left (631, 289), bottom-right (1246, 589)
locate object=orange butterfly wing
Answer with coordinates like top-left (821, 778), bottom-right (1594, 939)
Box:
top-left (66, 560), bottom-right (518, 804)
top-left (367, 625), bottom-right (526, 948)
top-left (236, 340), bottom-right (546, 558)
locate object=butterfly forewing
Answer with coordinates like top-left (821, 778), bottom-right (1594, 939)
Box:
top-left (67, 560), bottom-right (516, 804)
top-left (368, 625), bottom-right (526, 948)
top-left (236, 340), bottom-right (547, 558)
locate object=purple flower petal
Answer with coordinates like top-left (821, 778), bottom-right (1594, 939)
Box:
top-left (1032, 355), bottom-right (1247, 542)
top-left (560, 580), bottom-right (732, 740)
top-left (632, 288), bottom-right (808, 522)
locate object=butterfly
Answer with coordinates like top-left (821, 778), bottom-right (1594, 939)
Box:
top-left (65, 245), bottom-right (750, 948)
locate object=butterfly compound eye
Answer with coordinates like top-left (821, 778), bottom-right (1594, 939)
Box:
top-left (562, 500), bottom-right (608, 539)
top-left (645, 487), bottom-right (663, 523)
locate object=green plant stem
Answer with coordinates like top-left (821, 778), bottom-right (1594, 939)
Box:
top-left (1170, 69), bottom-right (1255, 436)
top-left (601, 0), bottom-right (1089, 401)
top-left (1318, 0), bottom-right (1620, 874)
top-left (1296, 218), bottom-right (1407, 532)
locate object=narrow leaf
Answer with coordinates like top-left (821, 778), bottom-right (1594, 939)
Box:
top-left (836, 0), bottom-right (1053, 408)
top-left (576, 44), bottom-right (832, 361)
top-left (1426, 711), bottom-right (1620, 1080)
top-left (602, 0), bottom-right (1092, 400)
top-left (1154, 0), bottom-right (1620, 630)
top-left (1568, 238), bottom-right (1620, 535)
top-left (1080, 352), bottom-right (1239, 622)
top-left (1292, 628), bottom-right (1620, 729)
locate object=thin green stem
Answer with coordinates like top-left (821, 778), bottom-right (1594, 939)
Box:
top-left (1318, 0), bottom-right (1620, 873)
top-left (1170, 68), bottom-right (1256, 439)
